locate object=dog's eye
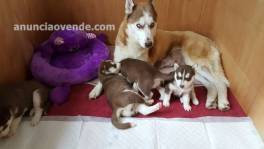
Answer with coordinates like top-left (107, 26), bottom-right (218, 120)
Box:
top-left (136, 24), bottom-right (144, 29)
top-left (149, 23), bottom-right (155, 28)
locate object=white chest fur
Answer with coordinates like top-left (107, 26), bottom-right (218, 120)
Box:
top-left (168, 83), bottom-right (191, 96)
top-left (114, 36), bottom-right (149, 62)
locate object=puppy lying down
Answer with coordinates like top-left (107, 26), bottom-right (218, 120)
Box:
top-left (98, 60), bottom-right (161, 129)
top-left (120, 58), bottom-right (174, 103)
top-left (0, 80), bottom-right (49, 138)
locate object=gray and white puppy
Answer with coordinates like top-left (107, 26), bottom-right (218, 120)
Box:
top-left (0, 80), bottom-right (49, 138)
top-left (98, 60), bottom-right (161, 129)
top-left (159, 64), bottom-right (199, 111)
top-left (120, 58), bottom-right (174, 104)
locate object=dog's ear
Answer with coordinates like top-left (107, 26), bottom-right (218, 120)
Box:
top-left (173, 63), bottom-right (179, 70)
top-left (125, 0), bottom-right (135, 15)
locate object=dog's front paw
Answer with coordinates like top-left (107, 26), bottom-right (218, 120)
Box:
top-left (31, 118), bottom-right (40, 127)
top-left (218, 101), bottom-right (230, 111)
top-left (89, 89), bottom-right (100, 99)
top-left (206, 100), bottom-right (217, 109)
top-left (163, 101), bottom-right (170, 107)
top-left (146, 99), bottom-right (154, 105)
top-left (192, 98), bottom-right (199, 105)
top-left (183, 105), bottom-right (192, 112)
top-left (155, 102), bottom-right (162, 110)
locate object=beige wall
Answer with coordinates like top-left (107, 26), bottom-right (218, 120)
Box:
top-left (0, 0), bottom-right (263, 138)
top-left (202, 0), bottom-right (264, 138)
top-left (0, 0), bottom-right (49, 84)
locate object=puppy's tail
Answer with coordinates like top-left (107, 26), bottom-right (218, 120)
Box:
top-left (111, 110), bottom-right (132, 130)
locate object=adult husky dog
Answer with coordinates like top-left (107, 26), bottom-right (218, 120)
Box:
top-left (90, 0), bottom-right (230, 111)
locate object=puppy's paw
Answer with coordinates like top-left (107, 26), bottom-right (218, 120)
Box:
top-left (88, 89), bottom-right (100, 99)
top-left (146, 99), bottom-right (154, 105)
top-left (163, 101), bottom-right (170, 107)
top-left (31, 118), bottom-right (40, 127)
top-left (155, 102), bottom-right (162, 110)
top-left (218, 101), bottom-right (230, 111)
top-left (206, 101), bottom-right (217, 109)
top-left (183, 105), bottom-right (192, 112)
top-left (192, 98), bottom-right (199, 106)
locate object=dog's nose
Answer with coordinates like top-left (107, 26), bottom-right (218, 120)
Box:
top-left (145, 42), bottom-right (153, 48)
top-left (180, 85), bottom-right (184, 88)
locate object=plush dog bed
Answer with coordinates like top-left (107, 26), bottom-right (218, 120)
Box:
top-left (31, 30), bottom-right (109, 104)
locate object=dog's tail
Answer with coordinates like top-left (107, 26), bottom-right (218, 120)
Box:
top-left (111, 109), bottom-right (132, 130)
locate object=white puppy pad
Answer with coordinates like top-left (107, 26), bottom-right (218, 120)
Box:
top-left (77, 119), bottom-right (156, 149)
top-left (205, 120), bottom-right (264, 149)
top-left (0, 117), bottom-right (263, 149)
top-left (0, 120), bottom-right (82, 149)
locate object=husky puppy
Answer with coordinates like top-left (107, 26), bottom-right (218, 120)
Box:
top-left (0, 80), bottom-right (49, 138)
top-left (120, 58), bottom-right (174, 103)
top-left (159, 64), bottom-right (199, 111)
top-left (98, 60), bottom-right (161, 129)
top-left (89, 58), bottom-right (173, 103)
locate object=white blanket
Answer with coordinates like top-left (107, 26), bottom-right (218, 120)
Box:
top-left (0, 117), bottom-right (263, 149)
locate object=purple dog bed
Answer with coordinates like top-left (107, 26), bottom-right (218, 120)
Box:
top-left (31, 30), bottom-right (109, 105)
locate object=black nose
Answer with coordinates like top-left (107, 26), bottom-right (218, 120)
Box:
top-left (145, 42), bottom-right (153, 48)
top-left (180, 85), bottom-right (184, 88)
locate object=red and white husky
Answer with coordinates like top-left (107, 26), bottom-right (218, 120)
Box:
top-left (90, 0), bottom-right (230, 111)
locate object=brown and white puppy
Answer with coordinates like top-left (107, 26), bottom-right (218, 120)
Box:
top-left (112, 0), bottom-right (230, 111)
top-left (120, 58), bottom-right (174, 103)
top-left (159, 64), bottom-right (198, 111)
top-left (0, 80), bottom-right (49, 138)
top-left (98, 60), bottom-right (161, 129)
top-left (90, 58), bottom-right (174, 104)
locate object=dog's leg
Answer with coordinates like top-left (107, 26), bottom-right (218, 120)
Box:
top-left (31, 89), bottom-right (44, 126)
top-left (89, 81), bottom-right (103, 99)
top-left (191, 87), bottom-right (199, 105)
top-left (181, 94), bottom-right (192, 111)
top-left (195, 74), bottom-right (217, 109)
top-left (162, 89), bottom-right (172, 107)
top-left (8, 115), bottom-right (22, 137)
top-left (137, 103), bottom-right (162, 116)
top-left (214, 78), bottom-right (230, 111)
top-left (158, 87), bottom-right (165, 100)
top-left (137, 81), bottom-right (154, 105)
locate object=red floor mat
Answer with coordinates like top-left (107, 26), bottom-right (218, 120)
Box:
top-left (48, 84), bottom-right (246, 118)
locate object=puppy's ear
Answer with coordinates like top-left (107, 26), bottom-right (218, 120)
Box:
top-left (173, 63), bottom-right (179, 70)
top-left (125, 0), bottom-right (135, 15)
